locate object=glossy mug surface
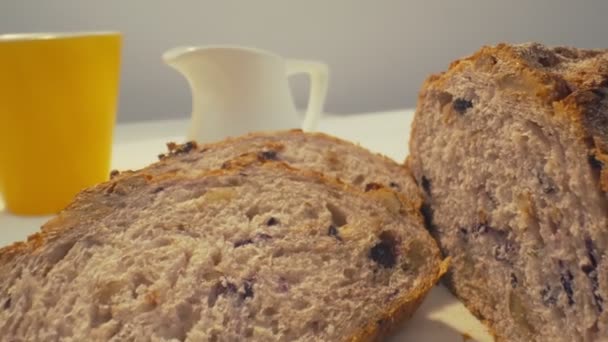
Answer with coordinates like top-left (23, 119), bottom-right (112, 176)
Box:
top-left (163, 46), bottom-right (329, 143)
top-left (0, 32), bottom-right (121, 215)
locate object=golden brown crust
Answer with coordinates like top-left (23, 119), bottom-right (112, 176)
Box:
top-left (6, 128), bottom-right (419, 264)
top-left (2, 129), bottom-right (420, 265)
top-left (109, 129), bottom-right (421, 202)
top-left (347, 258), bottom-right (450, 342)
top-left (418, 43), bottom-right (608, 193)
top-left (0, 153), bottom-right (445, 340)
top-left (167, 129), bottom-right (407, 170)
top-left (413, 42), bottom-right (608, 341)
top-left (0, 174), bottom-right (151, 265)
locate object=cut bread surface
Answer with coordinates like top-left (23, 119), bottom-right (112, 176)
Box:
top-left (409, 43), bottom-right (608, 341)
top-left (0, 160), bottom-right (445, 341)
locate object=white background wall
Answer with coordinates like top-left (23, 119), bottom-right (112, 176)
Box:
top-left (2, 0), bottom-right (608, 122)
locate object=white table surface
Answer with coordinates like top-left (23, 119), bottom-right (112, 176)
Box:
top-left (0, 109), bottom-right (493, 342)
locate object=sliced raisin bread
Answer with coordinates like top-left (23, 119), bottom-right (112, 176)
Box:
top-left (113, 130), bottom-right (421, 203)
top-left (0, 158), bottom-right (446, 341)
top-left (409, 43), bottom-right (608, 341)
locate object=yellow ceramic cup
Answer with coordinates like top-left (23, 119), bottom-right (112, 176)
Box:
top-left (0, 32), bottom-right (121, 215)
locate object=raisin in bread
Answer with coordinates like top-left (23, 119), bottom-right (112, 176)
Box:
top-left (409, 43), bottom-right (608, 341)
top-left (0, 158), bottom-right (447, 341)
top-left (113, 130), bottom-right (421, 203)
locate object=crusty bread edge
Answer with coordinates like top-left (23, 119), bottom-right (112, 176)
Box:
top-left (0, 155), bottom-right (447, 341)
top-left (125, 129), bottom-right (424, 201)
top-left (164, 129), bottom-right (408, 169)
top-left (2, 129), bottom-right (419, 265)
top-left (347, 257), bottom-right (450, 342)
top-left (414, 43), bottom-right (608, 192)
top-left (0, 174), bottom-right (153, 265)
top-left (201, 157), bottom-right (449, 341)
top-left (410, 43), bottom-right (608, 341)
top-left (220, 157), bottom-right (447, 341)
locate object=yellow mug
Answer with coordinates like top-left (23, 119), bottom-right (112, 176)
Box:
top-left (0, 32), bottom-right (121, 215)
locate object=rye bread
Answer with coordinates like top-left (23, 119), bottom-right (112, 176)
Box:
top-left (0, 154), bottom-right (445, 340)
top-left (409, 43), bottom-right (608, 341)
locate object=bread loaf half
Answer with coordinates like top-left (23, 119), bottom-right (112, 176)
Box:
top-left (409, 43), bottom-right (608, 341)
top-left (0, 157), bottom-right (446, 341)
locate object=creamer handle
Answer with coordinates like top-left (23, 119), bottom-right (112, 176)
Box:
top-left (285, 60), bottom-right (329, 132)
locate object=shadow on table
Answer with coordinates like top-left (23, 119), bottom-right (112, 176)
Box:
top-left (387, 284), bottom-right (494, 342)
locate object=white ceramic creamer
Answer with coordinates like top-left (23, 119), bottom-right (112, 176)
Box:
top-left (163, 46), bottom-right (329, 143)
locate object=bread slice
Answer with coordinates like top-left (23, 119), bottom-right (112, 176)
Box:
top-left (113, 130), bottom-right (422, 204)
top-left (409, 43), bottom-right (608, 341)
top-left (0, 158), bottom-right (446, 341)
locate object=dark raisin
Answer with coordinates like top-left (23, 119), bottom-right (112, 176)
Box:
top-left (537, 56), bottom-right (552, 67)
top-left (458, 227), bottom-right (469, 238)
top-left (510, 273), bottom-right (518, 289)
top-left (386, 288), bottom-right (400, 302)
top-left (234, 239), bottom-right (253, 248)
top-left (308, 321), bottom-right (322, 333)
top-left (493, 241), bottom-right (515, 262)
top-left (152, 187), bottom-right (164, 194)
top-left (255, 233), bottom-right (272, 240)
top-left (388, 181), bottom-right (401, 191)
top-left (180, 141), bottom-right (196, 154)
top-left (266, 217), bottom-right (279, 226)
top-left (589, 154), bottom-right (604, 170)
top-left (420, 203), bottom-right (435, 231)
top-left (3, 297), bottom-right (10, 310)
top-left (591, 277), bottom-right (604, 313)
top-left (242, 280), bottom-right (254, 299)
top-left (157, 153), bottom-right (167, 160)
top-left (542, 185), bottom-right (557, 194)
top-left (540, 285), bottom-right (558, 306)
top-left (591, 88), bottom-right (606, 98)
top-left (369, 234), bottom-right (397, 268)
top-left (536, 171), bottom-right (557, 194)
top-left (172, 142), bottom-right (196, 155)
top-left (452, 98), bottom-right (473, 114)
top-left (421, 176), bottom-right (431, 195)
top-left (226, 282), bottom-right (238, 293)
top-left (471, 223), bottom-right (488, 238)
top-left (328, 225), bottom-right (342, 241)
top-left (109, 170), bottom-right (120, 179)
top-left (581, 263), bottom-right (595, 274)
top-left (559, 263), bottom-right (575, 305)
top-left (208, 281), bottom-right (237, 307)
top-left (364, 182), bottom-right (383, 192)
top-left (167, 141), bottom-right (197, 156)
top-left (258, 150), bottom-right (278, 161)
top-left (583, 238), bottom-right (604, 312)
top-left (277, 277), bottom-right (290, 293)
top-left (376, 318), bottom-right (387, 326)
top-left (585, 238), bottom-right (598, 269)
